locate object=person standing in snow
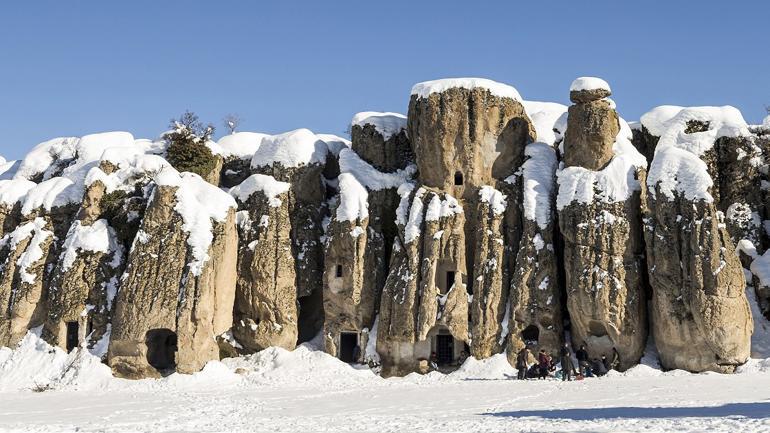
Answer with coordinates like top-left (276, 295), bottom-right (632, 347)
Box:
top-left (352, 344), bottom-right (361, 364)
top-left (601, 354), bottom-right (611, 372)
top-left (610, 347), bottom-right (620, 371)
top-left (516, 347), bottom-right (531, 380)
top-left (592, 358), bottom-right (607, 376)
top-left (537, 350), bottom-right (550, 379)
top-left (575, 344), bottom-right (589, 377)
top-left (559, 343), bottom-right (575, 381)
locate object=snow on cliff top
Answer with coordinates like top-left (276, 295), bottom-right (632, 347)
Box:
top-left (155, 167), bottom-right (237, 276)
top-left (522, 101), bottom-right (568, 147)
top-left (217, 132), bottom-right (267, 160)
top-left (570, 76), bottom-right (611, 92)
top-left (0, 179), bottom-right (36, 206)
top-left (645, 105), bottom-right (750, 202)
top-left (557, 118), bottom-right (647, 210)
top-left (229, 173), bottom-right (290, 207)
top-left (351, 112), bottom-right (407, 140)
top-left (411, 78), bottom-right (521, 101)
top-left (0, 159), bottom-right (18, 180)
top-left (251, 128), bottom-right (328, 169)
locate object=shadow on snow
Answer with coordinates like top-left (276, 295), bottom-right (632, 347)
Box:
top-left (482, 402), bottom-right (770, 420)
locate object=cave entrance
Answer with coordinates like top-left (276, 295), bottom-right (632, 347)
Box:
top-left (454, 171), bottom-right (464, 186)
top-left (65, 322), bottom-right (79, 352)
top-left (446, 271), bottom-right (456, 293)
top-left (339, 332), bottom-right (359, 363)
top-left (522, 325), bottom-right (540, 346)
top-left (335, 264), bottom-right (343, 278)
top-left (435, 334), bottom-right (454, 365)
top-left (145, 329), bottom-right (177, 373)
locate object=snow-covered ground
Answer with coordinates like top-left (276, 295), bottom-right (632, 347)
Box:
top-left (1, 324), bottom-right (769, 433)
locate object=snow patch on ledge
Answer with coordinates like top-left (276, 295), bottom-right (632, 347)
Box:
top-left (570, 76), bottom-right (611, 93)
top-left (59, 220), bottom-right (114, 272)
top-left (645, 105), bottom-right (750, 203)
top-left (154, 168), bottom-right (237, 276)
top-left (556, 119), bottom-right (647, 210)
top-left (351, 112), bottom-right (407, 140)
top-left (217, 132), bottom-right (267, 160)
top-left (0, 218), bottom-right (53, 284)
top-left (0, 179), bottom-right (36, 206)
top-left (520, 143), bottom-right (558, 228)
top-left (425, 193), bottom-right (463, 222)
top-left (411, 78), bottom-right (521, 101)
top-left (478, 186), bottom-right (506, 215)
top-left (229, 174), bottom-right (290, 207)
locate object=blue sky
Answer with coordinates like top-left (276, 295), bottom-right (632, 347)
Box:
top-left (1, 1), bottom-right (768, 160)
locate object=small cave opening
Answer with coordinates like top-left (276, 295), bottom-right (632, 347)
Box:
top-left (435, 333), bottom-right (455, 366)
top-left (145, 329), bottom-right (177, 374)
top-left (65, 322), bottom-right (79, 352)
top-left (454, 171), bottom-right (464, 186)
top-left (521, 325), bottom-right (540, 346)
top-left (339, 332), bottom-right (359, 363)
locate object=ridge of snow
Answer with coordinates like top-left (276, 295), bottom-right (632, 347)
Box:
top-left (521, 101), bottom-right (568, 146)
top-left (336, 173), bottom-right (369, 223)
top-left (85, 154), bottom-right (171, 193)
top-left (351, 112), bottom-right (407, 140)
top-left (251, 128), bottom-right (328, 169)
top-left (338, 149), bottom-right (416, 191)
top-left (154, 168), bottom-right (237, 276)
top-left (20, 177), bottom-right (81, 215)
top-left (557, 119), bottom-right (647, 210)
top-left (411, 78), bottom-right (521, 101)
top-left (570, 76), bottom-right (611, 92)
top-left (0, 179), bottom-right (36, 206)
top-left (0, 159), bottom-right (19, 180)
top-left (229, 174), bottom-right (290, 207)
top-left (520, 143), bottom-right (558, 228)
top-left (317, 134), bottom-right (351, 157)
top-left (403, 188), bottom-right (426, 244)
top-left (334, 148), bottom-right (416, 223)
top-left (59, 220), bottom-right (114, 272)
top-left (478, 186), bottom-right (506, 215)
top-left (645, 106), bottom-right (749, 203)
top-left (14, 137), bottom-right (78, 181)
top-left (217, 132), bottom-right (267, 160)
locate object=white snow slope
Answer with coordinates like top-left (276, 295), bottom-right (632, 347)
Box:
top-left (0, 327), bottom-right (769, 433)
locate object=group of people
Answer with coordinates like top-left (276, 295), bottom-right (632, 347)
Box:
top-left (515, 343), bottom-right (620, 381)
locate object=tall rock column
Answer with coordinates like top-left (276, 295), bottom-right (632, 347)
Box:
top-left (557, 77), bottom-right (648, 369)
top-left (644, 106), bottom-right (753, 372)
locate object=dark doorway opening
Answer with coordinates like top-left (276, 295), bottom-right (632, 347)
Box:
top-left (339, 332), bottom-right (359, 363)
top-left (146, 329), bottom-right (177, 373)
top-left (446, 271), bottom-right (456, 293)
top-left (335, 264), bottom-right (343, 278)
top-left (454, 171), bottom-right (464, 186)
top-left (522, 325), bottom-right (540, 346)
top-left (65, 322), bottom-right (78, 352)
top-left (436, 334), bottom-right (454, 365)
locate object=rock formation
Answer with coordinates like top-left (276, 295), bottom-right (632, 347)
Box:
top-left (557, 78), bottom-right (648, 369)
top-left (644, 106), bottom-right (754, 372)
top-left (0, 76), bottom-right (766, 379)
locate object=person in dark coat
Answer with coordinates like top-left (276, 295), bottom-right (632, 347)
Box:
top-left (575, 344), bottom-right (589, 376)
top-left (592, 358), bottom-right (607, 376)
top-left (516, 347), bottom-right (531, 380)
top-left (601, 354), bottom-right (611, 372)
top-left (352, 345), bottom-right (361, 364)
top-left (610, 347), bottom-right (621, 371)
top-left (559, 343), bottom-right (575, 381)
top-left (537, 350), bottom-right (550, 379)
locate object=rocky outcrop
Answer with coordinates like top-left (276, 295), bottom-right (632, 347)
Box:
top-left (557, 79), bottom-right (648, 369)
top-left (644, 106), bottom-right (754, 372)
top-left (108, 169), bottom-right (237, 378)
top-left (230, 174), bottom-right (298, 352)
top-left (350, 112), bottom-right (412, 173)
top-left (377, 186), bottom-right (469, 376)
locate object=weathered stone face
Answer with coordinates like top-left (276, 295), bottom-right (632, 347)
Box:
top-left (407, 88), bottom-right (534, 197)
top-left (231, 183), bottom-right (298, 353)
top-left (351, 125), bottom-right (413, 173)
top-left (377, 188), bottom-right (469, 376)
top-left (563, 99), bottom-right (619, 171)
top-left (645, 193), bottom-right (752, 372)
top-left (108, 183), bottom-right (237, 378)
top-left (557, 88), bottom-right (648, 370)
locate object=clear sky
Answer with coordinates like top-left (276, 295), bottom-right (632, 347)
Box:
top-left (1, 1), bottom-right (768, 160)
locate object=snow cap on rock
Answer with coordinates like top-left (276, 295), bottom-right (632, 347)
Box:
top-left (569, 77), bottom-right (612, 103)
top-left (251, 128), bottom-right (328, 169)
top-left (411, 78), bottom-right (521, 101)
top-left (351, 112), bottom-right (407, 140)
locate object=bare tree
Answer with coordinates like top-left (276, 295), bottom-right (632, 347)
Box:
top-left (223, 113), bottom-right (241, 134)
